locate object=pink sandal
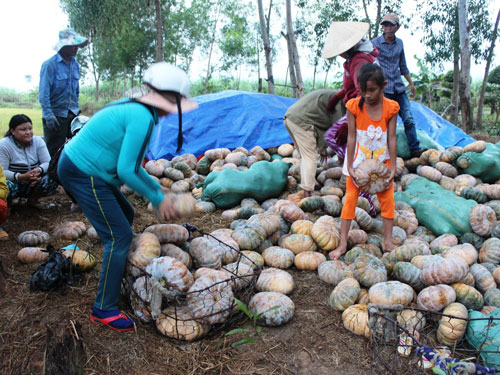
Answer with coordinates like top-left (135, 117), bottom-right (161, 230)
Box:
top-left (89, 311), bottom-right (135, 332)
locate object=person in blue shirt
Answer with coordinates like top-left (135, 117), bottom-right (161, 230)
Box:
top-left (39, 28), bottom-right (88, 157)
top-left (58, 62), bottom-right (198, 332)
top-left (371, 13), bottom-right (423, 158)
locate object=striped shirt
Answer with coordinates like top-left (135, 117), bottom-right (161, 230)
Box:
top-left (371, 35), bottom-right (410, 95)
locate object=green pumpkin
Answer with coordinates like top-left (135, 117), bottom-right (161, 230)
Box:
top-left (196, 156), bottom-right (211, 175)
top-left (431, 245), bottom-right (450, 255)
top-left (382, 244), bottom-right (430, 272)
top-left (484, 288), bottom-right (500, 307)
top-left (451, 283), bottom-right (484, 311)
top-left (491, 223), bottom-right (500, 239)
top-left (366, 233), bottom-right (384, 249)
top-left (485, 200), bottom-right (500, 220)
top-left (393, 262), bottom-right (426, 291)
top-left (479, 238), bottom-right (500, 264)
top-left (299, 196), bottom-right (324, 212)
top-left (328, 277), bottom-right (361, 311)
top-left (355, 207), bottom-right (374, 231)
top-left (236, 206), bottom-right (262, 220)
top-left (322, 199), bottom-right (342, 217)
top-left (440, 146), bottom-right (464, 163)
top-left (460, 187), bottom-right (488, 203)
top-left (353, 254), bottom-right (387, 287)
top-left (460, 232), bottom-right (485, 250)
top-left (174, 161), bottom-right (192, 177)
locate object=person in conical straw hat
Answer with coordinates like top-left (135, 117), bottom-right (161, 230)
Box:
top-left (57, 62), bottom-right (198, 332)
top-left (322, 21), bottom-right (379, 217)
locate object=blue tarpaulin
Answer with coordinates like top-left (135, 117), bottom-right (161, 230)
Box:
top-left (146, 90), bottom-right (475, 160)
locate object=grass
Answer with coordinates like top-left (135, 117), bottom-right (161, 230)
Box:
top-left (0, 108), bottom-right (43, 136)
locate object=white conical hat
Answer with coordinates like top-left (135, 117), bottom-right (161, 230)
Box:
top-left (322, 21), bottom-right (370, 59)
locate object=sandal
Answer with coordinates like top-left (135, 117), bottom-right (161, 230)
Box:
top-left (90, 308), bottom-right (135, 332)
top-left (27, 201), bottom-right (56, 210)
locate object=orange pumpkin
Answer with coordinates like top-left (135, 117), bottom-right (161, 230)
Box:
top-left (53, 221), bottom-right (86, 240)
top-left (355, 159), bottom-right (391, 194)
top-left (294, 251), bottom-right (326, 271)
top-left (437, 302), bottom-right (468, 346)
top-left (156, 306), bottom-right (211, 341)
top-left (17, 247), bottom-right (48, 264)
top-left (421, 256), bottom-right (469, 285)
top-left (256, 268), bottom-right (294, 295)
top-left (311, 215), bottom-right (340, 251)
top-left (144, 224), bottom-right (189, 245)
top-left (416, 284), bottom-right (456, 312)
top-left (342, 304), bottom-right (371, 338)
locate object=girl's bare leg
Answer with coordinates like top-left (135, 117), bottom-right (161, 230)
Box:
top-left (329, 219), bottom-right (351, 260)
top-left (382, 217), bottom-right (396, 252)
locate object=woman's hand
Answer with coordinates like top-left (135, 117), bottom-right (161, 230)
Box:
top-left (18, 169), bottom-right (41, 186)
top-left (156, 193), bottom-right (180, 221)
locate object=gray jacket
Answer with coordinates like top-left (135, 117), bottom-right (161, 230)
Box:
top-left (0, 136), bottom-right (51, 181)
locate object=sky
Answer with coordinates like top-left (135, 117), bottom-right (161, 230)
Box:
top-left (0, 0), bottom-right (499, 93)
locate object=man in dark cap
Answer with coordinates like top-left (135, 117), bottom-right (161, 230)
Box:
top-left (372, 13), bottom-right (423, 158)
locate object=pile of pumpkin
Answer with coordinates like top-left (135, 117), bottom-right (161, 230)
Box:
top-left (137, 140), bottom-right (500, 348)
top-left (16, 221), bottom-right (99, 271)
top-left (122, 218), bottom-right (300, 341)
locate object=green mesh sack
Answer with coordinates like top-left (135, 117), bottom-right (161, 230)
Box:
top-left (456, 143), bottom-right (500, 183)
top-left (394, 177), bottom-right (476, 236)
top-left (466, 309), bottom-right (500, 370)
top-left (201, 161), bottom-right (290, 208)
top-left (396, 125), bottom-right (444, 159)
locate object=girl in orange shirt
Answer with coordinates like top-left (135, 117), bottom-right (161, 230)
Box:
top-left (330, 64), bottom-right (399, 260)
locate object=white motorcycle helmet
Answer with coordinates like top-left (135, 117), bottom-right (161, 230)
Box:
top-left (142, 62), bottom-right (198, 152)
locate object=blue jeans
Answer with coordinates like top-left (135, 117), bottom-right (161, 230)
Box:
top-left (385, 92), bottom-right (420, 152)
top-left (58, 150), bottom-right (134, 311)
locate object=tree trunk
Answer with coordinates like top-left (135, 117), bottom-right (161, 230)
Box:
top-left (283, 32), bottom-right (297, 97)
top-left (373, 0), bottom-right (382, 38)
top-left (44, 321), bottom-right (86, 375)
top-left (323, 65), bottom-right (330, 88)
top-left (475, 7), bottom-right (500, 129)
top-left (286, 0), bottom-right (303, 97)
top-left (450, 49), bottom-right (460, 124)
top-left (312, 63), bottom-right (317, 90)
top-left (203, 2), bottom-right (222, 95)
top-left (154, 0), bottom-right (164, 62)
top-left (458, 0), bottom-right (473, 131)
top-left (257, 0), bottom-right (274, 94)
top-left (361, 0), bottom-right (372, 39)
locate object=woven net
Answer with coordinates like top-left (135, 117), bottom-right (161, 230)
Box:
top-left (368, 304), bottom-right (500, 374)
top-left (122, 224), bottom-right (261, 342)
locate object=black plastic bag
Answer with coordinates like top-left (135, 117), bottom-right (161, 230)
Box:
top-left (30, 245), bottom-right (83, 294)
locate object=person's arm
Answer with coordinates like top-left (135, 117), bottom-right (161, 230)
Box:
top-left (116, 109), bottom-right (164, 207)
top-left (386, 114), bottom-right (398, 183)
top-left (398, 42), bottom-right (416, 98)
top-left (39, 61), bottom-right (56, 120)
top-left (346, 110), bottom-right (357, 184)
top-left (35, 137), bottom-right (51, 175)
top-left (0, 144), bottom-right (14, 181)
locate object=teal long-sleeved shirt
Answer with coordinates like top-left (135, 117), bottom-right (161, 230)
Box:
top-left (64, 99), bottom-right (164, 207)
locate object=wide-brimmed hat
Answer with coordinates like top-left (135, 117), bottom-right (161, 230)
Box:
top-left (53, 28), bottom-right (88, 51)
top-left (322, 21), bottom-right (370, 59)
top-left (381, 13), bottom-right (400, 25)
top-left (136, 62), bottom-right (198, 114)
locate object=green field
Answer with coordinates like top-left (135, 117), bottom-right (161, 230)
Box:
top-left (0, 108), bottom-right (43, 136)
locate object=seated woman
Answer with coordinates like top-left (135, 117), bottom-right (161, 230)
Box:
top-left (0, 114), bottom-right (58, 209)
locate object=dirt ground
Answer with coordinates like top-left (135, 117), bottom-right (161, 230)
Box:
top-left (0, 190), bottom-right (375, 375)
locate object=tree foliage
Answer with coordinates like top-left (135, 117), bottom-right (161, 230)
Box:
top-left (416, 0), bottom-right (492, 70)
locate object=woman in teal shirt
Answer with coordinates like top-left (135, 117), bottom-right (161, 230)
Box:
top-left (58, 62), bottom-right (198, 332)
